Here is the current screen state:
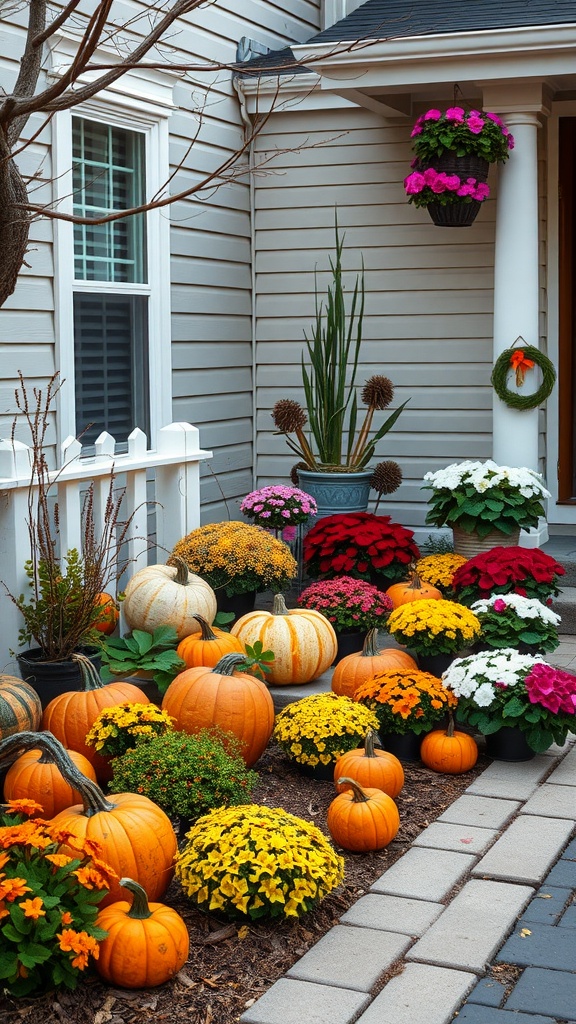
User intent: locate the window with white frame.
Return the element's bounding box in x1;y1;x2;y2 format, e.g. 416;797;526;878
52;53;174;451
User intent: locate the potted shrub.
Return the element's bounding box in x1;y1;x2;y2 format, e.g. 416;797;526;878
405;106;514;226
422;460;551;557
271;225;406;516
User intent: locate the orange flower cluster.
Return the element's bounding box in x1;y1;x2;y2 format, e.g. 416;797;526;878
58;927;101;970
355;669;458;736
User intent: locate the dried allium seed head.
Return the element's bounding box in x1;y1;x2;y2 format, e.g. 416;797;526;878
290;462;308;486
272;399;307;433
361;376;394;410
370;460;403;495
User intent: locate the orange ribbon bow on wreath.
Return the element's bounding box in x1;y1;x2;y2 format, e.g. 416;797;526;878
509;349;535;387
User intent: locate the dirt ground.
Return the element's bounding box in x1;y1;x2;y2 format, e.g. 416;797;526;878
1;740;490;1024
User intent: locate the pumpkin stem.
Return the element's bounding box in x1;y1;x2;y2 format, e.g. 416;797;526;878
171;556;192;587
71;652;104;691
446;712;455;738
0;731;115;815
336;777;370;803
212;653;250;676
272;593;290;616
119;877;153;919
361;628;380;658
408;567;423;590
190;614;217;641
362;728;380;759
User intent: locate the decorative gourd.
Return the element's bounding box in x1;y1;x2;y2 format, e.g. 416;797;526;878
161;653;274;767
92;592;120;635
333;729;404;799
230;593;337;685
177;614;244;668
386;570;442;609
3;745;97;816
41;654;148;780
123;558;217;639
332;629;418;699
420;714;479;775
327;777;400;852
0;676;42;739
95;878;189;988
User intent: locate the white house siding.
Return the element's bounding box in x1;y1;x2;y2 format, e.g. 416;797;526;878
252;103;497;535
0;0;321;517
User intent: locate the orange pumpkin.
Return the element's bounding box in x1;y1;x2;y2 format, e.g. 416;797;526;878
41;654;148;781
333;728;404;799
177;614;244;668
162;653;274;767
92;592;120;635
332;629;418;699
3;743;97;816
420;714;479;775
231;593;337;685
96;878;190;988
327;777;400;852
386;570;442;609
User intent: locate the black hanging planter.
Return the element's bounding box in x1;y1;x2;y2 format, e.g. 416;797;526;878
422;153;489;228
427;200;482;228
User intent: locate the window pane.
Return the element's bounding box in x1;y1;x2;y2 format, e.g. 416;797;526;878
74;293;149;446
72;118;147;284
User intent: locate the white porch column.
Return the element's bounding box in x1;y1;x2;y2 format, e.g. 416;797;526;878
492;111;540;470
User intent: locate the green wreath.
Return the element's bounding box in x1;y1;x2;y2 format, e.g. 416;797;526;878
491;344;556;410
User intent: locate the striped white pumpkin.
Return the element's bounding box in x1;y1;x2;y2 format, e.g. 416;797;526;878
0;677;42;740
123;560;216;640
231;593;337;685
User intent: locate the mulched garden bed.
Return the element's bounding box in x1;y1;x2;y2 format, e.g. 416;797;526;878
2;741;490;1024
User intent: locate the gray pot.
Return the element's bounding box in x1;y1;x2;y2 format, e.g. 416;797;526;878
297;468;372;521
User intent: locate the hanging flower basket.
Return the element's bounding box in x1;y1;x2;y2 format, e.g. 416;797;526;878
426;201;482;228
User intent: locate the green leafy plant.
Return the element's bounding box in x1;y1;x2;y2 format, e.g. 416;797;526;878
109;727;257;822
0;798;114;997
471;594;560;654
240;640;275;680
271;224;407;471
98;626;185;690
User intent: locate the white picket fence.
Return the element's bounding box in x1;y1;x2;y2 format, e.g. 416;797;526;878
0;422;212;672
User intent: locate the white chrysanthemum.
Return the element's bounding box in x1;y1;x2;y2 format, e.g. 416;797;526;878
424;460;550;499
471;594;560;626
473;682;496;707
443;649;542;696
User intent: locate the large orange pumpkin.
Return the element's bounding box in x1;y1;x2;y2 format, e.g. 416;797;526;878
3;742;97;816
332;629;418;699
41;654;148;780
420;715;479;775
96;878;190;988
0;676;42;739
327;777;400;852
161;653;274;766
333;728;404;799
386;570;442;609
230;593;337;685
177;614;244;668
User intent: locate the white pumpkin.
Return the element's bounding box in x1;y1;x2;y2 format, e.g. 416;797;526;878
123;559;217;639
231;593;337;685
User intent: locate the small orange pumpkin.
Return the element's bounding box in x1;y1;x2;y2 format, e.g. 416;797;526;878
333;728;404;798
332;629;418;699
177;614;244;668
327;777;400;852
386;569;442;609
3;743;97;816
420;714;479;775
96;878;189;988
92;592;120;635
161;653;274;767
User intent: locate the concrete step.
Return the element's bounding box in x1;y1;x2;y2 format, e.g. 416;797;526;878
552;587;576;636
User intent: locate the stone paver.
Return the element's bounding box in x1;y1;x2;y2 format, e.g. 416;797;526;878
285;925;411;991
453;1007;556;1024
437;794;521;829
354;963;476;1024
466;757;554;800
240;978;370;1024
471;814;574;884
545;745;576;784
370;847;477;902
543;856;576;887
412;820;498;854
497;920;576;970
406;878;534;972
520;783;576;820
340;893;444;936
467;977;507;1007
519;886;573;924
505;967;576;1020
